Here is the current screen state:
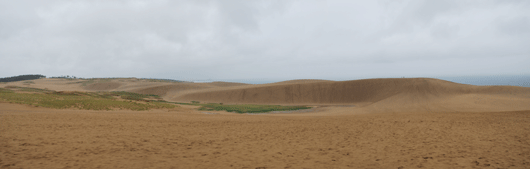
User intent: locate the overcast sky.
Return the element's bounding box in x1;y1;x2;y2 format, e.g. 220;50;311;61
1;0;529;82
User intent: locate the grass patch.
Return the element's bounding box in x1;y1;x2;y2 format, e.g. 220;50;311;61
65;80;94;86
0;87;176;111
65;81;85;84
5;86;54;93
110;91;160;101
0;88;14;93
1;86;309;113
174;102;194;105
197;103;311;113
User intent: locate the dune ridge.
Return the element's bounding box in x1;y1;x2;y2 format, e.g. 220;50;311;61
176;78;473;104
175;78;530;112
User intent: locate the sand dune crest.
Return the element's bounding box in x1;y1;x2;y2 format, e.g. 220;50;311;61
175;78;530;113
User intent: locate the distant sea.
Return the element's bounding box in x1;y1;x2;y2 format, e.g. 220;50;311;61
217;75;530;87
435;75;530;87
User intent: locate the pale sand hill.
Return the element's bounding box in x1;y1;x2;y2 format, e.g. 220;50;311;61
175;78;481;104
84;82;122;90
176;78;530;113
130;83;212;96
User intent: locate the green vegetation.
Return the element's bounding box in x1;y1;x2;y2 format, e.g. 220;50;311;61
174;102;193;105
0;86;310;113
0;88;14;93
0;74;45;82
65;80;92;86
0;87;176;111
49;75;77;79
110;91;160;101
5;86;54;93
172;101;311;113
196;103;311;113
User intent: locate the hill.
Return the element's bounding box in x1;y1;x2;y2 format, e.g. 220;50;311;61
175;78;471;104
175;78;530;112
2;77;529;113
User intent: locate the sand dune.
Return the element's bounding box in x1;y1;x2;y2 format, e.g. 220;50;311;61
176;78;466;103
2;77;530;168
130;83;212;96
173;78;530;113
84;82;122;90
177;78;524;101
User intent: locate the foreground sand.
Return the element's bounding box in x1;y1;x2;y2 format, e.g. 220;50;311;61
1;103;529;169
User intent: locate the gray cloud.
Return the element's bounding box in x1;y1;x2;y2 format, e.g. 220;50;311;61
1;0;529;81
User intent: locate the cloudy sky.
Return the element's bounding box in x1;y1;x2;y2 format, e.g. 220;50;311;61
1;0;529;82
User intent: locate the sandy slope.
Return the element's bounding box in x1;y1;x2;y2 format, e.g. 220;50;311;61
0;78;251;97
176;78;530;113
1;78;530;168
1;103;529;169
176;78;529;103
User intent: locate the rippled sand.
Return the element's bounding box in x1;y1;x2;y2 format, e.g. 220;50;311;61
1;103;529;169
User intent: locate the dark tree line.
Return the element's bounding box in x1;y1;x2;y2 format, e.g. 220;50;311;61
50;75;78;79
0;74;46;82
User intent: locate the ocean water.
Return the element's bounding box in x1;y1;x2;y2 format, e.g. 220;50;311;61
219;75;530;87
436;75;530;87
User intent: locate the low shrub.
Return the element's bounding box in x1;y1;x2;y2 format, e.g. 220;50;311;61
198;103;311;113
111;91;160;101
